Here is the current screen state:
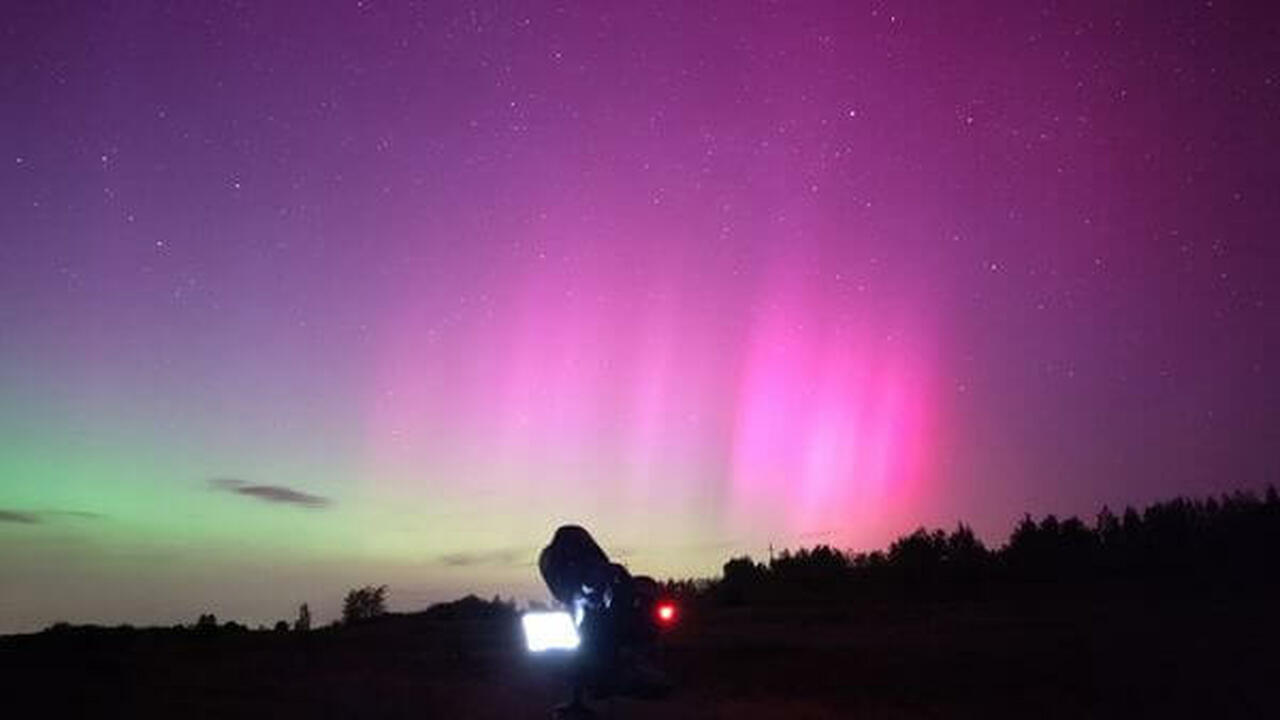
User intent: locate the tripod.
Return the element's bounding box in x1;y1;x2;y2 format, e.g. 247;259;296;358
552;679;596;719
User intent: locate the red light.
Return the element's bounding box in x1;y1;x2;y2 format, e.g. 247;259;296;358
656;602;677;624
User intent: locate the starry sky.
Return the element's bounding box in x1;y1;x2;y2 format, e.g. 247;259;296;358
2;1;1279;632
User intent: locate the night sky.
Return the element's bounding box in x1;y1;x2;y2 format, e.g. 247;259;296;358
3;1;1279;632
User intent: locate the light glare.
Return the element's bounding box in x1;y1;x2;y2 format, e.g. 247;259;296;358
657;603;676;623
521;611;581;652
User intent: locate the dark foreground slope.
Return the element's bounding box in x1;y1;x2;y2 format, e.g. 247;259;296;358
2;582;1277;719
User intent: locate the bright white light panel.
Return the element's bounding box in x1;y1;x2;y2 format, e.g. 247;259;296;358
521;611;581;652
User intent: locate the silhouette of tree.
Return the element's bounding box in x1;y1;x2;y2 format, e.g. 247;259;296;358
1096;506;1120;550
946;523;989;581
888;528;948;585
720;556;766;604
294;603;311;632
342;585;388;624
686;488;1280;606
273;620;289;633
771;545;850;592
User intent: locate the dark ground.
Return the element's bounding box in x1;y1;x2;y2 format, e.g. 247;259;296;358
2;581;1277;719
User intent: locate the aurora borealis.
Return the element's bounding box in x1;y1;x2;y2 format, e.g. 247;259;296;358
3;1;1279;632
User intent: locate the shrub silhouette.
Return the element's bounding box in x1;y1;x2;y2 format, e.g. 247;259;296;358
194;613;218;635
422;594;517;622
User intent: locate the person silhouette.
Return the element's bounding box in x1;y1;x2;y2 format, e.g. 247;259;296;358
537;525;673;717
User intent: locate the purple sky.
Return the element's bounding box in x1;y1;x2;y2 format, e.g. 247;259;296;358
2;1;1279;631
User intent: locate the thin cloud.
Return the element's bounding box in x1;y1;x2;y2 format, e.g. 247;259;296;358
208;478;332;509
438;548;533;568
41;510;104;520
0;509;103;524
0;510;41;524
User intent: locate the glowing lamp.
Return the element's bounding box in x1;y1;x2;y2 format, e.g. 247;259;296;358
656;602;677;625
521;611;581;652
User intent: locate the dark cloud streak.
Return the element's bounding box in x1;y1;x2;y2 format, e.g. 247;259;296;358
0;509;104;524
0;510;42;524
208;478;332;509
438;548;532;568
42;510;104;520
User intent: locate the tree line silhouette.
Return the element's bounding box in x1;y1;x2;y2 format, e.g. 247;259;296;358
668;487;1280;605
33;487;1279;636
